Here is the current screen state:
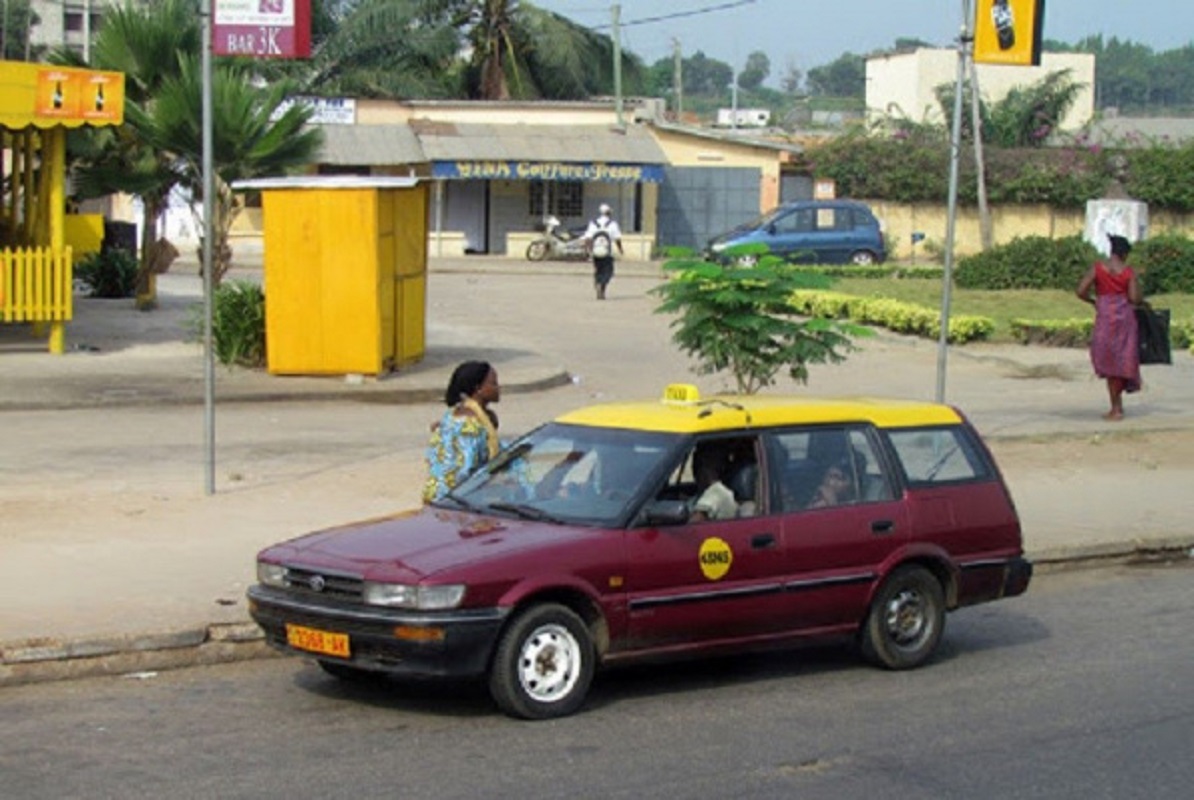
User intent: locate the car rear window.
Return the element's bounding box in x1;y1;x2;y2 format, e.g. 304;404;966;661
884;425;993;486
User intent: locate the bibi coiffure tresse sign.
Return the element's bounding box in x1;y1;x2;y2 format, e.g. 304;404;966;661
212;0;311;59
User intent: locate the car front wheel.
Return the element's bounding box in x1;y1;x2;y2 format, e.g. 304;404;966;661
860;565;945;670
489;603;595;720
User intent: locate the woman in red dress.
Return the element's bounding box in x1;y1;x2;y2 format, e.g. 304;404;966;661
1076;234;1142;420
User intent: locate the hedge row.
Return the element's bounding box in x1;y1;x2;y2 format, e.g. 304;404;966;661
789;290;995;344
956;233;1194;294
1010;317;1194;353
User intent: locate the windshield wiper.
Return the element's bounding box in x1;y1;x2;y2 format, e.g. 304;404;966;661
438;493;478;513
488;502;564;524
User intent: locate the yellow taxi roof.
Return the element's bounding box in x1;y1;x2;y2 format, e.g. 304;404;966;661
554;391;962;434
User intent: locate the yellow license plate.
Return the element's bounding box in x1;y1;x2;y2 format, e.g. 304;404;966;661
285;623;351;658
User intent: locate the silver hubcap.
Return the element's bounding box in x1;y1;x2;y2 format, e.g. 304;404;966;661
884;588;928;647
517;623;582;703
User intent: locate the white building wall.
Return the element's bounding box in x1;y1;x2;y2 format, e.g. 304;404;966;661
866;48;1096;132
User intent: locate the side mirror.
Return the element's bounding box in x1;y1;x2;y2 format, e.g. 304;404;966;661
642;499;690;526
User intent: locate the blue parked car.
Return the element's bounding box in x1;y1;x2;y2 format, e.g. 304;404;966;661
706;199;887;266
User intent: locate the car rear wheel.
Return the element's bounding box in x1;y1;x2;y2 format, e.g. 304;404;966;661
489;603;595;720
850;250;878;265
860;565;945;670
526;240;549;261
733;254;760;268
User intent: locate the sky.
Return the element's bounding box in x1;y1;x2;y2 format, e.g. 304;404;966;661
532;0;1193;81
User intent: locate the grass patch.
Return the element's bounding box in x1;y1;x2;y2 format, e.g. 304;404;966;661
833;278;1194;343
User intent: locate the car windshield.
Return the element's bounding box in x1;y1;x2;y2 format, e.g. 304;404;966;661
442;423;681;527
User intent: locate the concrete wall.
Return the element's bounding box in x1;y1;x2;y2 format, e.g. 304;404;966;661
866;49;1096;132
871;201;1194;261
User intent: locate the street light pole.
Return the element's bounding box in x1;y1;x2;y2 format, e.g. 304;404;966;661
937;0;972;403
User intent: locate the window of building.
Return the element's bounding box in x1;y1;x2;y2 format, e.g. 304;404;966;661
529;181;584;220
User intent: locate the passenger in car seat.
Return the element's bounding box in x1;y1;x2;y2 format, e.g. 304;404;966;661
689;444;738;522
807;454;861;509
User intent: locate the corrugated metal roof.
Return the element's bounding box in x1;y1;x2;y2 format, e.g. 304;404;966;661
313;123;425;165
411;121;667;163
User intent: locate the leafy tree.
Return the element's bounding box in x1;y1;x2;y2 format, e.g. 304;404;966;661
806;52;865;97
653;250;868;394
132;57;322;283
683;50;733;96
1;0;41;60
779;57;802;95
737;50;770;91
308;0;643;101
936;70;1084;147
55;0;202;305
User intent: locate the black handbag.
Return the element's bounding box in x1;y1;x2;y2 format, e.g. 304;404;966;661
1135;306;1172;365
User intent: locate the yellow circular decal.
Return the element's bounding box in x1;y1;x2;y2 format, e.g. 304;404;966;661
698;537;733;581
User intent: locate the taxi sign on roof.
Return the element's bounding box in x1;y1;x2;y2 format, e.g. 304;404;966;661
662;384;700;404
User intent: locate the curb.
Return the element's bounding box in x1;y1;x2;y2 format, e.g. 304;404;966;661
4;539;1190;690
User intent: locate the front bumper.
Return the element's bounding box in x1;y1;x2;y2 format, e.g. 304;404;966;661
247;585;509;678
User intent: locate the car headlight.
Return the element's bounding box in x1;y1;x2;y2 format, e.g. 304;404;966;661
710;241;726;252
257;561;288;588
363;582;466;610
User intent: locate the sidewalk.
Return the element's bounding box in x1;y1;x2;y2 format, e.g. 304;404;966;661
2;254;1192;686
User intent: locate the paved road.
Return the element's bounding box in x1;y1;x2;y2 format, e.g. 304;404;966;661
1;257;1192;685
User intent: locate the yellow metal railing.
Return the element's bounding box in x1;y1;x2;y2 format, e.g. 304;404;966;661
1;246;73;354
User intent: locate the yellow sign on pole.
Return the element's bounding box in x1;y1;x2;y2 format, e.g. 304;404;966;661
973;0;1044;67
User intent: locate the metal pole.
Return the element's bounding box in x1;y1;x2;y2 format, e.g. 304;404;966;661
968;52;993;250
612;4;623;128
82;0;91;62
202;6;216;495
937;0;971;404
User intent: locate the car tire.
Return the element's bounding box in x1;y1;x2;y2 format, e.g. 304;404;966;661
860;565;945;670
489;603;595;720
850;250;878;266
526;240;549;261
734;254;759;268
317;660;383;683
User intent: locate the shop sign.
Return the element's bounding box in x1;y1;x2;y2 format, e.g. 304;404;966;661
433;161;664;183
213;0;311;59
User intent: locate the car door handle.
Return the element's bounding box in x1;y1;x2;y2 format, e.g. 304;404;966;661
751;534;777;550
871;520;895;535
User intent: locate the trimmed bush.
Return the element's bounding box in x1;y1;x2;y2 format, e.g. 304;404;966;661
75;249;138;298
789;290;994;344
1132;234;1194;295
955;235;1099;291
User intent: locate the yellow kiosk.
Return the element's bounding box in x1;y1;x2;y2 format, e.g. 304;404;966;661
1;60;125;353
233;176;429;376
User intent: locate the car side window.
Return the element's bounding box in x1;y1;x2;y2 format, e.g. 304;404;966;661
775;207;814;234
768;426;893;512
653;435;761;522
884;426;993;486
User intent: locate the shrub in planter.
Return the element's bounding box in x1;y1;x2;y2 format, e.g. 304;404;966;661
74;249;139;298
189;280;266;368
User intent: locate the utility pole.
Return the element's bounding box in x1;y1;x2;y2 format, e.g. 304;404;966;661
672;38;683;118
2;0;9;60
611;4;623;128
83;0;92;62
967;54;993;250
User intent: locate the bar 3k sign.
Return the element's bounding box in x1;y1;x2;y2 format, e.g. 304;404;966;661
213;0;311;59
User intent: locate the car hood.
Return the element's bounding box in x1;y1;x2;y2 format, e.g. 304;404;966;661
258;506;596;583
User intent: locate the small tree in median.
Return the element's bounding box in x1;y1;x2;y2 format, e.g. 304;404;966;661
653;247;871;394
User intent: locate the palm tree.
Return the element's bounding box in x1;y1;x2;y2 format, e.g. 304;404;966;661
55;0;201;305
130;57;323;284
308;0;640;100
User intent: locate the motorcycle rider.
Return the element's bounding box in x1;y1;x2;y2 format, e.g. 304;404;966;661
583;203;624;300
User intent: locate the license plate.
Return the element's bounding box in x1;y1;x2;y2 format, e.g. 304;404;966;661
285;623;351;658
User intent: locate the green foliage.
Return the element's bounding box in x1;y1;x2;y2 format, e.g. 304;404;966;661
652;254;868;393
1009;318;1093;347
955;236;1099;290
806;53;866;97
1122;141;1194;212
75;249;139;299
788;291;995;344
1132;234;1194;295
204;280;266;368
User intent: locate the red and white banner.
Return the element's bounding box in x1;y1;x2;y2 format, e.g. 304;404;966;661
212;0;311;59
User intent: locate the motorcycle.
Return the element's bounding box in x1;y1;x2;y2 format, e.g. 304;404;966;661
525;215;590;262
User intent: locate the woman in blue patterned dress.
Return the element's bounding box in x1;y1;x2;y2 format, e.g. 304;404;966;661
422;361;501;503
